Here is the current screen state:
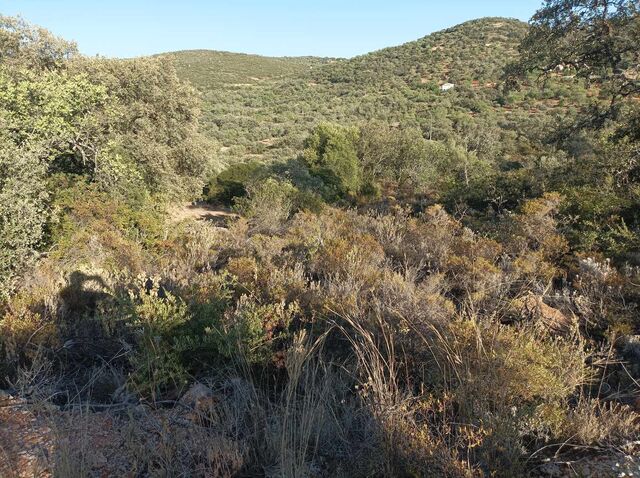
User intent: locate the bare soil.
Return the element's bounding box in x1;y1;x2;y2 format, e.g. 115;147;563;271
2;395;639;477
169;202;238;227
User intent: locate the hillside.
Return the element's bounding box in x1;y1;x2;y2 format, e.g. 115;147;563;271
171;18;587;165
161;49;331;87
314;17;527;86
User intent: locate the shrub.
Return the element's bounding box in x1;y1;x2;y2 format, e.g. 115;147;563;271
213;295;299;365
127;280;191;401
559;399;640;447
303;123;362;199
233;178;297;233
204;161;265;205
0;143;48;297
437;319;590;474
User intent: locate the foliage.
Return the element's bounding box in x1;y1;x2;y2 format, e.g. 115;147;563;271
0;14;77;70
303;123;362;198
506;0;640;120
0;142;48;296
233;178;298;233
204;160;265;204
128;282;191;401
359;122;436;190
0;16;215;296
505;0;640;264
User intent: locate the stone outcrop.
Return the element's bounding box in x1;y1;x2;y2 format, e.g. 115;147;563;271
516;293;575;334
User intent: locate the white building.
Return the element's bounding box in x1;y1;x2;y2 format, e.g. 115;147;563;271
440;82;455;91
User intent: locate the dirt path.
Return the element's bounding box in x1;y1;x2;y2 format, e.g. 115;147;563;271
0;397;52;478
169;202;238;226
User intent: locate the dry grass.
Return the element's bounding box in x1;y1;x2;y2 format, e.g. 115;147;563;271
3;203;640;477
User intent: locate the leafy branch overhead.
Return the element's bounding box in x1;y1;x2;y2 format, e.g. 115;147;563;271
505;0;640;127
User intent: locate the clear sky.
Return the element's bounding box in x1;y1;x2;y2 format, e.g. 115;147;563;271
0;0;542;58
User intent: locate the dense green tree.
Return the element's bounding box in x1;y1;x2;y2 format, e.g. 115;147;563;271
359;123;435;189
303;123;362;198
0;67;107;155
506;0;640;126
0;16;214;294
0;15;77;71
0;141;48;296
68;56;214;197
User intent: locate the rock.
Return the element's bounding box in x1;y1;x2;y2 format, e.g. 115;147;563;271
179;383;219;423
519;293;575;334
0;389;14;405
538;461;562;477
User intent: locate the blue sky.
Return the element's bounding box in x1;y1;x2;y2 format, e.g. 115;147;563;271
0;1;542;58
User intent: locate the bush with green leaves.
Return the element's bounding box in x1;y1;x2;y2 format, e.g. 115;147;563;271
303;123;362;199
213;295;299;365
233;178;298;233
358;123;437;191
204;160;265;204
0;142;48;297
127;281;191;401
0;15;215;295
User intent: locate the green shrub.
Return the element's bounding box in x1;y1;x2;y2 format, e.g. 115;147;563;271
128;280;191;401
303;123;362;199
0;142;48;297
204;160;265;204
233;178;297;233
212;295;299;365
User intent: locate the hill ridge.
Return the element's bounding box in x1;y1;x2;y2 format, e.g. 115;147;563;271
161;17;527;63
166;15;585;171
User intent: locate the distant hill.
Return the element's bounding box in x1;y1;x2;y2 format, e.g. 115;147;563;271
160;50;331;87
314;18;527;86
168;18;588;164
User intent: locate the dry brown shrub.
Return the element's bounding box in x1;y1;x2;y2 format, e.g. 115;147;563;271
561;398;640;446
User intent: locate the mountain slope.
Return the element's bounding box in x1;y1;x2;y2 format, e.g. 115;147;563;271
170;18;586;164
315;18;527;86
161;50;330;87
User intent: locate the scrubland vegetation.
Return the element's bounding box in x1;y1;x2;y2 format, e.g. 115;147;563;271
1;1;640;476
